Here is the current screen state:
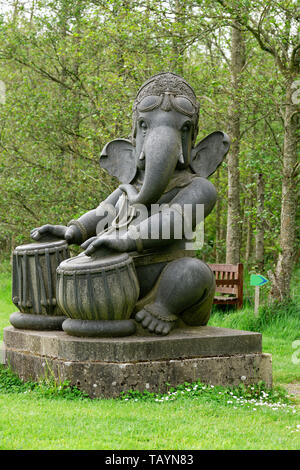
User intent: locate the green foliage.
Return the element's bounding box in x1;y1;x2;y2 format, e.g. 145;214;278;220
0;365;32;394
0;365;293;412
120;379;293;408
0;365;89;400
0;0;297;278
211;299;300;341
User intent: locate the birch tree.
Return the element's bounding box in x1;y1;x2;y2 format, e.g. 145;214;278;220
216;0;300;300
226;20;245;263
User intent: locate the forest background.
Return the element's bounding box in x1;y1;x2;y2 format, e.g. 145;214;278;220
0;0;299;303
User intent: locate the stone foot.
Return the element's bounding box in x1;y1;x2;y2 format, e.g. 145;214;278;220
135;306;177;335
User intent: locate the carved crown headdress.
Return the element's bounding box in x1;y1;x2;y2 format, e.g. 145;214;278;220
132;72;200;144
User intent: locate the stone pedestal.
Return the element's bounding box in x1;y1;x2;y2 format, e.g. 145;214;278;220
3;325;272;398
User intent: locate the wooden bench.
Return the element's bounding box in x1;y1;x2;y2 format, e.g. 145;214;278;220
208;263;243;309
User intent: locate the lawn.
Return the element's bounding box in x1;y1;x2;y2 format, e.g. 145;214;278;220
0;392;299;450
0;258;299;450
0;260;14;340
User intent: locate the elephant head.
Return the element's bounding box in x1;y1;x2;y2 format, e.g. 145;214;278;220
100;72;230;206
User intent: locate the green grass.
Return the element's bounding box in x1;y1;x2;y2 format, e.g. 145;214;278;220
0;392;299;450
0;258;299;449
0;260;14;339
0;372;298;450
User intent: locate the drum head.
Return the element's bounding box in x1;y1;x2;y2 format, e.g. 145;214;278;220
57;250;131;274
14;239;68;254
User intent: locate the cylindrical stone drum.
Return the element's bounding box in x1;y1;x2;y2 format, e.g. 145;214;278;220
10;239;70;330
57;251;139;337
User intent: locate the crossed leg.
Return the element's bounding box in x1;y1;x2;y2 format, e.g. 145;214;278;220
135;257;215;335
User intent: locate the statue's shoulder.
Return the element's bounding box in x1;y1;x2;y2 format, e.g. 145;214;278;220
163;170;197;194
189;176;217;204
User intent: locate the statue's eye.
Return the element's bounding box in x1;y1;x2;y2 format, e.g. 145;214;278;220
139;120;147;130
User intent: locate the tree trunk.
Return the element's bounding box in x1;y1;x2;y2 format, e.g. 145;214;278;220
171;0;186;75
226;21;244;264
245;194;253;265
245;216;253;264
255;172;264;271
12;1;19;25
214;168;221;263
269;77;298;300
29;0;35;26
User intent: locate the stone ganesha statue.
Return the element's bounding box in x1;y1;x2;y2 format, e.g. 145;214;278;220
30;72;230;336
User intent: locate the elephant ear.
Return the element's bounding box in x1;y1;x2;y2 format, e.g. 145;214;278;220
190;131;230;178
100;138;136;184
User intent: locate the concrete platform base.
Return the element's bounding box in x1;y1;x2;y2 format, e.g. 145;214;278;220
3;325;272;398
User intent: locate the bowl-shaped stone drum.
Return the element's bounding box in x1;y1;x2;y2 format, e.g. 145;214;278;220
56;251;140;323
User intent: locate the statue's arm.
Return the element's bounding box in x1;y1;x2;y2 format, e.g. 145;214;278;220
135;177;217;250
83;178;217;255
67;188;122;244
31;188;122;245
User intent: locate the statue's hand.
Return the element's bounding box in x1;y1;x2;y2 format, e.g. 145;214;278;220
81;236;98;250
30;224;79;244
81;235;135;256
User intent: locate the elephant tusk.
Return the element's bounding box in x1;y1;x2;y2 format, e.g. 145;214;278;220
178;152;184;164
118;184;139;202
139;150;145;160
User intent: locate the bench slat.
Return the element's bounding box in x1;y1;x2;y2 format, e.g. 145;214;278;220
209;264;240;272
215;279;239;286
214;296;238;304
216;287;238;294
208;263;243;309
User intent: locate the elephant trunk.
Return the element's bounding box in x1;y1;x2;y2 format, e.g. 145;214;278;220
120;126;182;206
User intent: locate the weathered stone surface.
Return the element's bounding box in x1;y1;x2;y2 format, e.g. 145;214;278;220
3;325;272;398
3;324;262;362
5;348;272;398
0;341;5;364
